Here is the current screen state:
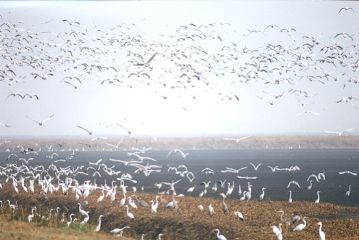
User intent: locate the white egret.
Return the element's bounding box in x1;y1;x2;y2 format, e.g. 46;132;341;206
125;205;135;219
346;185;351;197
293;217;307;231
213;228;227;240
315;191;321;204
208;203;214;216
27;206;37;223
110;226;130;235
97;189;105;203
234;211;244;221
95;215;103;232
318;221;325;240
272;224;282;240
259;187;266;201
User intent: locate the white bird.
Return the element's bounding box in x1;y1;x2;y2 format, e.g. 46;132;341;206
338;171;357;176
259;187;266;201
67;213;75;227
125;205;135;219
166;148;189;158
76;125;92;135
150;196;159;214
234;211;244;221
221;167;247;173
325;128;354;136
0;122;11;128
110;226;130;235
89;158;103;166
26;114;55;126
78;203;89;216
95;215;103;232
318;221;326;240
272;224;283;240
97;189;105;203
250;162;262;171
288;190;293;203
213;228;227;240
157;233;164;240
307;180;313;190
287;180;301;189
208;203;214;216
186;186;195;192
318;172;326;181
27;206;37;223
307;174;319;182
296;111;320;117
293;216;307;231
338;7;355;13
225;181;235;196
346;185;351;197
198;204;204;211
268;166;278;172
315;191;321;203
134;52;158;66
223;136;251;143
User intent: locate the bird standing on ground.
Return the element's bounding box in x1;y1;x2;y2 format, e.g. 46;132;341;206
272;224;283;240
213;228;227;240
318;221;325;240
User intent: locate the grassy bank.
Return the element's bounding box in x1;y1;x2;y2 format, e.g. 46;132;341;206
0;215;133;240
1;184;359;239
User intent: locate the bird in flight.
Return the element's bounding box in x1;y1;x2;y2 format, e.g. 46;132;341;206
324;128;354;136
338;7;355;14
296;111;320;117
134;52;158;67
0;122;11;128
6;93;39;101
287;180;301;189
77;125;93;135
338;171;357;176
223;136;251;143
26;114;55;126
249;162;262;171
116;123;131;135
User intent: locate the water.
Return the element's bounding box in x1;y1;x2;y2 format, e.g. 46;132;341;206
1;149;358;206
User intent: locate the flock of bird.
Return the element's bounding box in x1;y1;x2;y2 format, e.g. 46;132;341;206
0;4;358;240
0;139;358;239
0;6;359;134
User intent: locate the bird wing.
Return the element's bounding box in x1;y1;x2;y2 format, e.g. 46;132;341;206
6;93;16;100
238;136;251;141
145;52;158;64
26;115;40;124
77;125;91;134
0;122;11;128
42;114;55;123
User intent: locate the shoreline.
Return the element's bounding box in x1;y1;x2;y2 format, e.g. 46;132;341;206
1;135;359;151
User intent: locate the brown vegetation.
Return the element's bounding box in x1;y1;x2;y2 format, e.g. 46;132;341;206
1;183;359;239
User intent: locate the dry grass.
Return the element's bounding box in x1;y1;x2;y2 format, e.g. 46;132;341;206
0;215;133;240
1;184;359;239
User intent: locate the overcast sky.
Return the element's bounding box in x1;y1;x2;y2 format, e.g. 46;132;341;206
0;1;358;137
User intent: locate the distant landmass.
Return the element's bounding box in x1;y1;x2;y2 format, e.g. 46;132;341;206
1;135;359;151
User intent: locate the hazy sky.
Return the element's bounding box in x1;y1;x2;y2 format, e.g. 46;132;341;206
0;1;358;137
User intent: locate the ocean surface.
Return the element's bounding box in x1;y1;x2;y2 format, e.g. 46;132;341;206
1;149;358;206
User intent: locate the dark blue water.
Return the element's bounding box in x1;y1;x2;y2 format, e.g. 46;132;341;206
1;149;358;206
